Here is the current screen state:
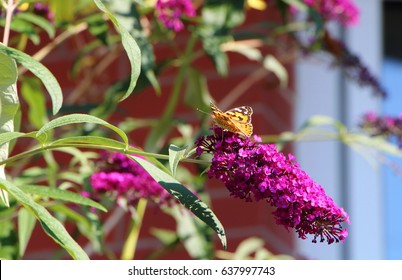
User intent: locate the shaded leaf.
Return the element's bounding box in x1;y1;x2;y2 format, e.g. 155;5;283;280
0;218;18;259
20;77;48;129
168;144;188;177
18;207;37;257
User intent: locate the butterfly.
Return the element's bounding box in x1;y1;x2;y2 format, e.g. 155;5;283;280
210;102;253;137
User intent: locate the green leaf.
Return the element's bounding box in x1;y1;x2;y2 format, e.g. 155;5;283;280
168;145;188;177
0;17;40;45
20;77;48;129
281;0;308;12
48;204;98;247
49;0;75;22
128;155;227;249
49;204;91;231
170;205;213;259
0;51;19;207
85;13;109;45
51;135;127;149
0;51;18;86
198;27;229;76
0;132;25;149
202;0;245;29
308;6;325;37
301;115;347;133
184;68;212;111
0;45;62;115
108;1;160;94
345;134;402;158
233;237;265;259
49;204;103;253
93;0;141;101
18;207;37;257
263;55;288;88
0;218;18;259
50;146;94;168
20;185;107;212
145;69;161;95
0;179;89;259
198;0;246;76
14;12;55;38
224;42;263;61
222;43;288;88
36;114;129;146
150;228;177;245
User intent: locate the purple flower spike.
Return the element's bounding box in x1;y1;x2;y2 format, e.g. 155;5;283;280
196;127;350;244
155;0;196;32
360;112;402;147
298;0;359;26
90;151;174;207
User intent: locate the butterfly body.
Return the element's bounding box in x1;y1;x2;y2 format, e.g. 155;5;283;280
210;102;253;137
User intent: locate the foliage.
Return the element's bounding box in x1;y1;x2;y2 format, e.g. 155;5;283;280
0;0;394;260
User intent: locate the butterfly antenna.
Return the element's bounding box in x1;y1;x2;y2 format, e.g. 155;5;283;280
196;107;211;116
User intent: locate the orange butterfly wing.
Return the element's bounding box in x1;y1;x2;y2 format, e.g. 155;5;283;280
210;103;253;137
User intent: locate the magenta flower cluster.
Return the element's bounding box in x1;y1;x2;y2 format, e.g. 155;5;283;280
360;112;402;147
299;0;359;26
33;3;54;22
90;151;173;206
332;46;387;98
155;0;196;32
196;127;350;244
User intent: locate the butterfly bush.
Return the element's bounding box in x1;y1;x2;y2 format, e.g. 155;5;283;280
297;0;359;26
196;127;350;244
155;0;196;32
89;151;174;207
322;32;386;98
360;112;402;147
33;3;54;22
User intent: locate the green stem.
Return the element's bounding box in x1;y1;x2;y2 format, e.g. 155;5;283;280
261;132;343;143
121;198;147;260
0;142;210;166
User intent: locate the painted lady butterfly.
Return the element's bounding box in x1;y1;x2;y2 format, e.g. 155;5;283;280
210;102;253;137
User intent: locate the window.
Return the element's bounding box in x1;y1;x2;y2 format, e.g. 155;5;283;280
295;0;384;259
